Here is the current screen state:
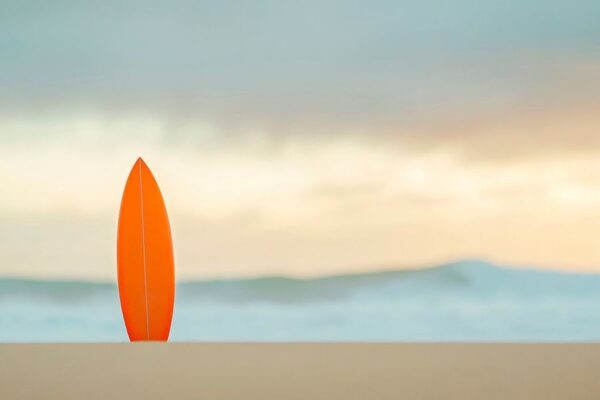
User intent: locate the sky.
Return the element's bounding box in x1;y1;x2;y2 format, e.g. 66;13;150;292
1;1;600;279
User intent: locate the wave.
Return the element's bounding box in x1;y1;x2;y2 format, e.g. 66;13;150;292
4;260;600;341
3;260;600;304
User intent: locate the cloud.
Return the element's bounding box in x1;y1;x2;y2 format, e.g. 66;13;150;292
2;1;600;277
1;1;599;132
1;109;600;278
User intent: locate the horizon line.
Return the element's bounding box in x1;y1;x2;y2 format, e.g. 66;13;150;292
2;258;598;284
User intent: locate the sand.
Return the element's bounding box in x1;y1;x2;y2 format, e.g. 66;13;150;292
1;343;599;399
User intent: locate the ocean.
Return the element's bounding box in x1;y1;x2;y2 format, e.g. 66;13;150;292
2;260;600;342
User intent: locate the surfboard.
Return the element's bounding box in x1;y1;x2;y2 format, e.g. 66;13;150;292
117;158;175;341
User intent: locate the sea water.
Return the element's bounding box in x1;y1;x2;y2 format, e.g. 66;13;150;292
2;260;600;342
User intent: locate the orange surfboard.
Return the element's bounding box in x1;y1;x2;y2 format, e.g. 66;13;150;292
117;158;175;341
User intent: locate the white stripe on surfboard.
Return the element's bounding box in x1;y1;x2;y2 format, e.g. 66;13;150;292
138;159;151;340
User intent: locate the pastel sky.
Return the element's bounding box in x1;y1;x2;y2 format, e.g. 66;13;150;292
1;1;600;279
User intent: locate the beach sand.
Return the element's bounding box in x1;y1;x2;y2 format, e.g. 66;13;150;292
1;343;599;399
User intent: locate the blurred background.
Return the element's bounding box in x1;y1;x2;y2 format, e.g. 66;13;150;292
1;1;600;341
